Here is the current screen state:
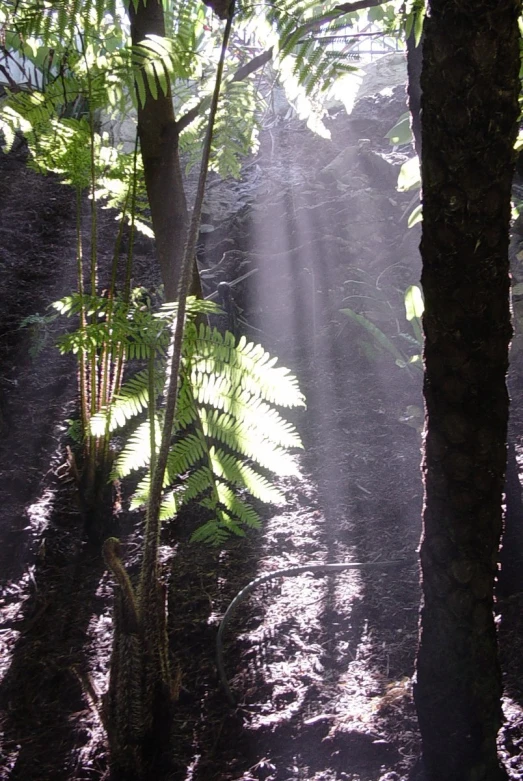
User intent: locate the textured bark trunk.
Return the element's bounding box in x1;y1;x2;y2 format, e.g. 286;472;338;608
405;12;523;600
406;28;423;160
129;0;200;301
414;1;520;779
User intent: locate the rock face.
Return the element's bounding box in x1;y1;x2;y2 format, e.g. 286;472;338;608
359;53;408;100
194;78;421;377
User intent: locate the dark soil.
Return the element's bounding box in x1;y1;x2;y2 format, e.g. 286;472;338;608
1;97;523;781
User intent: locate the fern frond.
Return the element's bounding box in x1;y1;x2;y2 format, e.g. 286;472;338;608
190;520;233;545
199;407;300;476
159;488;183;521
90;367;166;434
193;483;260;544
130;473;151;511
189;325;306;409
215;482;261;529
4;0;118;44
210;447;285;505
166;432;207;479
111;417;160;479
178;465;215;504
210;79;260;178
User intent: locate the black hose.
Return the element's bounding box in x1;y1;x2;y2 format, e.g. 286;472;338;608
216;556;418;704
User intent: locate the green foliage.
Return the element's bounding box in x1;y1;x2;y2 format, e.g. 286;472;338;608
264;0;363;137
397;155;420;192
407;202;423;228
404;0;425;46
210;80;259;178
131;32;198;107
340;279;424;373
19;311;59;357
53;291;170;359
0;90;150;228
0;0;404;180
90;369;162;435
0;0;117;41
386;112;412;147
340;306;407;365
95;307;305;545
179;78;260;178
396;155;422;227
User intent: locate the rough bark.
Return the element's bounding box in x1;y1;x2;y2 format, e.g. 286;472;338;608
406;28;423;159
414;1;520;780
128;0;200;301
405;13;523;600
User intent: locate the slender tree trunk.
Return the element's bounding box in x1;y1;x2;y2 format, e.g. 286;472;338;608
128;0;200;300
414;2;520;779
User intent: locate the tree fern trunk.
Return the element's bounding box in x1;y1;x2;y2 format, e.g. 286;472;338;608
128;0;201;301
414;1;520;779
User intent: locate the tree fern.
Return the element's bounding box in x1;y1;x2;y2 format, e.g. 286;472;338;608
90;368;166;435
99;306;305;544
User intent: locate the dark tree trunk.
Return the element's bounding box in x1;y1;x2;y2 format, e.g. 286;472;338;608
405;10;523;600
128;0;200;301
498;436;523;594
414;1;520;779
406;28;423;159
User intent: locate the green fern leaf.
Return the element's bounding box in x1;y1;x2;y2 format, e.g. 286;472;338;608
190;520;231;545
90;367;165;434
112;418;159;479
210;447;285;505
166;432;207;479
199;408;300;475
215;482;261;529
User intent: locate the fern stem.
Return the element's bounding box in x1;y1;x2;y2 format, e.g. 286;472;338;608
100;193;131;468
100;192;129;408
148;349;157;480
79;27;100;480
108;140;139;449
74;30;99;482
76;187;89;438
123;135;140;305
139;4;236;610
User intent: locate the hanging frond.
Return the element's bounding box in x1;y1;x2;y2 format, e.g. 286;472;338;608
264;0;363;136
198;407;300;475
209;79;260;178
209;446;285;505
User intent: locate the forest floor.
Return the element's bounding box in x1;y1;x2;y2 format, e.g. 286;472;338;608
2;113;523;781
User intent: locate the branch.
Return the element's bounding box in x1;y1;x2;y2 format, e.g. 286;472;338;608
335;0;385;11
0;62;18;88
176;47;273;133
231;46;273;83
298;0;387;37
